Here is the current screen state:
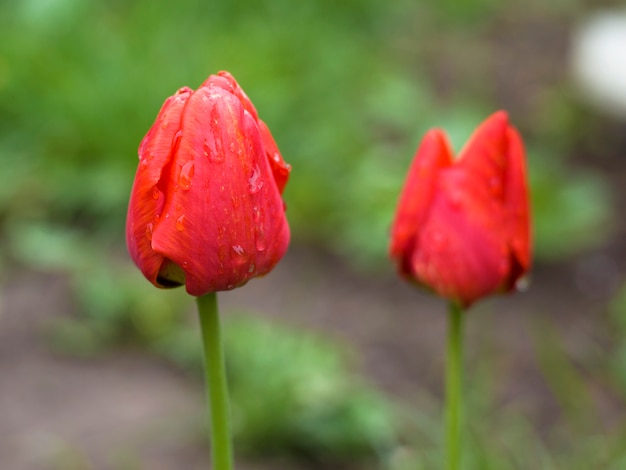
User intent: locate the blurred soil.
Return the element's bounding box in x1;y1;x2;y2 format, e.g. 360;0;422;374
1;243;624;469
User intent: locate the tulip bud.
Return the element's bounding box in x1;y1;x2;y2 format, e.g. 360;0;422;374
389;111;531;308
126;71;291;296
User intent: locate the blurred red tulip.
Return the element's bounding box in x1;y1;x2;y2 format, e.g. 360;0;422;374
389;111;531;308
126;71;291;296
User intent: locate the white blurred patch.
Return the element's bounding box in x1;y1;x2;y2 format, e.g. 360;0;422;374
572;11;626;118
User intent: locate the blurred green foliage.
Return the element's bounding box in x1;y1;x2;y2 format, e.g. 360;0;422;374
0;0;615;270
609;284;626;392
161;316;396;464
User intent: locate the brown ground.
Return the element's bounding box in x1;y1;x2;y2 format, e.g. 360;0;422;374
1;242;624;469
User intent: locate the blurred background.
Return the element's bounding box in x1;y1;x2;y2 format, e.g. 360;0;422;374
1;0;625;468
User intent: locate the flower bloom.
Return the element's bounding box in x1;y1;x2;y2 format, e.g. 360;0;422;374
389;111;531;308
126;71;291;296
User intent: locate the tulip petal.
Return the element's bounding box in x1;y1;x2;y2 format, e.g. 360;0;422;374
412;168;508;307
389;111;531;307
150;84;289;296
503;127;531;288
457;111;509;205
258;119;291;194
126;87;192;287
202;71;260;121
390;129;453;277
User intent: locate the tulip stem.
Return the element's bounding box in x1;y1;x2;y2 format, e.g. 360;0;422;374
196;293;233;470
445;302;464;470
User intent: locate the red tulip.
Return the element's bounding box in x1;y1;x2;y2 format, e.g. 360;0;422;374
126;71;291;296
389;111;531;308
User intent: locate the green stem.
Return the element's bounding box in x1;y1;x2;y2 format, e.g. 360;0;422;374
196;293;233;470
445;302;464;470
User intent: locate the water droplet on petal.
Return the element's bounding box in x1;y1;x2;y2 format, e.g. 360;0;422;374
255;229;267;252
175;214;185;231
248;263;255;273
252;205;262;223
152;187;161;200
172;130;183;151
232;244;246;257
145;223;154;241
515;275;529;292
182;261;189;269
248;165;264;194
179;161;194;190
203;138;225;163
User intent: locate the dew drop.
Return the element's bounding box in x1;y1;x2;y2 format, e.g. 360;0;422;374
179;161;195;190
229;142;236;153
255;229;267;252
248;263;255;273
203;139;225;163
515;275;529;292
175;214;185;231
232;244;246;257
252;205;262;223
182;261;189;269
249;165;264;194
172;130;183;150
161;121;169;130
145;223;154;241
152;187;161;200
